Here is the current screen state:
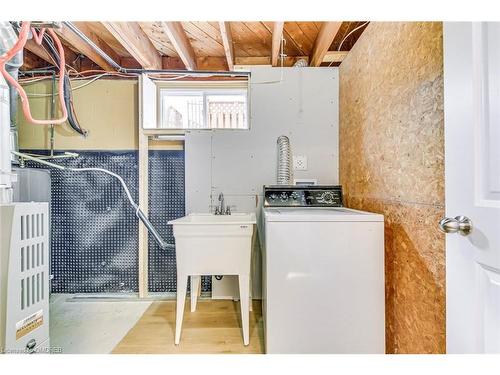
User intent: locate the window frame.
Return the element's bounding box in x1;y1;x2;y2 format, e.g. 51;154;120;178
156;82;250;131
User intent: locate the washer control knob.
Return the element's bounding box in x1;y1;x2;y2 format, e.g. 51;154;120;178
290;192;299;200
269;193;278;201
320;192;335;204
280;192;288;202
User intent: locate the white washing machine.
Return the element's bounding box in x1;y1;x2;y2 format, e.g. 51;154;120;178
260;185;385;354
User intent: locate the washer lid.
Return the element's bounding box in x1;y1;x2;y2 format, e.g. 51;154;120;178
263;207;384;222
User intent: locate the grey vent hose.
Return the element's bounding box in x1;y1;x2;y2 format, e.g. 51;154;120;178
277;135;293;185
293;58;308;67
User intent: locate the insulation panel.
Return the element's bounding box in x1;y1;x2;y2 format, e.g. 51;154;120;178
22;150;207;294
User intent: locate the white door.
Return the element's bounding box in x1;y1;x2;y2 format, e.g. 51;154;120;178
444;22;500;353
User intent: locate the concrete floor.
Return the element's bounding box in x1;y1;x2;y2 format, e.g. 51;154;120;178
50;294;152;354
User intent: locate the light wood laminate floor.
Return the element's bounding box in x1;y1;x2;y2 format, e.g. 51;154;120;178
112;300;264;354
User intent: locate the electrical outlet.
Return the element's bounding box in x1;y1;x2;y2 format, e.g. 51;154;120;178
293;155;308;171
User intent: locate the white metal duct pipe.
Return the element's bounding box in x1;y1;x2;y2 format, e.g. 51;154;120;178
277;135;293;185
293;58;308;67
0;74;12;204
0;22;23;160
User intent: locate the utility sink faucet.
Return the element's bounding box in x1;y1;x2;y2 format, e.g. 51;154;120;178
215;192;231;215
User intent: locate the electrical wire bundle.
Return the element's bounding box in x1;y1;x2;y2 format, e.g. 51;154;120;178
37;28;88;136
0;21;90;136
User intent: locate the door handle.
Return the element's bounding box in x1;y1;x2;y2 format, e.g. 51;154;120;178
439;215;473;236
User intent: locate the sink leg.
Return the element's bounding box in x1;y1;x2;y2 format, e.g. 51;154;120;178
238;274;250;346
249;273;253;312
175;273;188;345
190;275;201;312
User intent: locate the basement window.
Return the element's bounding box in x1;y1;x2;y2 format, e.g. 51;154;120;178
158;83;249;130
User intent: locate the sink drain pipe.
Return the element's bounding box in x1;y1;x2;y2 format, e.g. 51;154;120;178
12;150;175;251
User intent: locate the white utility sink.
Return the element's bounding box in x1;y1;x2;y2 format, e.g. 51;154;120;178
167;213;256;346
168;212;256;225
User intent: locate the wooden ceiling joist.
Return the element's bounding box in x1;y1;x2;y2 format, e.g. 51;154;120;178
235;55;309;67
55;24;116;71
72;22;122;66
309;22;342;67
322;50;349;64
24;39;54;65
24;38;80;71
196;56;228;71
218;22;234;71
21;50;46;71
21;21;367;73
161;22;198;70
271;22;285;67
101;22;162;70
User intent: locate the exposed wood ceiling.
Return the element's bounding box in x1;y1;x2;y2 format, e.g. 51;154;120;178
102;22;162;69
218;22;234;71
271;22;285;67
310;22;342;67
22;21;368;72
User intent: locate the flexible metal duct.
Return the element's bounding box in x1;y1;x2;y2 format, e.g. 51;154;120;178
0;21;23;158
277;135;293;185
0;75;11;203
293;58;308;67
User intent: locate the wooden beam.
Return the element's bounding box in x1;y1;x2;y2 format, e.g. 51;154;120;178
162;56;186;70
161;22;197;70
322;50;349;64
24;39;54;65
196;57;228;71
55;24;116;71
77;57;101;72
309;22;342;67
163;56;228;71
101;22;162;70
218;22;234;71
119;57;142;69
21;50;46;70
235;55;308;67
137;73;154;298
271;22;285;67
236;56;271;66
72;22;123;66
138;130;149;298
25;39;81;70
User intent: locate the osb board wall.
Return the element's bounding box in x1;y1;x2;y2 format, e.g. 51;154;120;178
18;79;182;151
339;22;445;353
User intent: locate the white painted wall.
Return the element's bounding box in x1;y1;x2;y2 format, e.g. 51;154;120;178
185;67;339;298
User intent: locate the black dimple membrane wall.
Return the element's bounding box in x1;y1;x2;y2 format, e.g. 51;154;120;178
24;150;211;294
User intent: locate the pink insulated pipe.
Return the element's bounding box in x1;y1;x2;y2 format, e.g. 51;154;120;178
0;21;68;125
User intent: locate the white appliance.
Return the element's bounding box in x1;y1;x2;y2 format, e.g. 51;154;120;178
1;202;50;354
260;185;385;354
